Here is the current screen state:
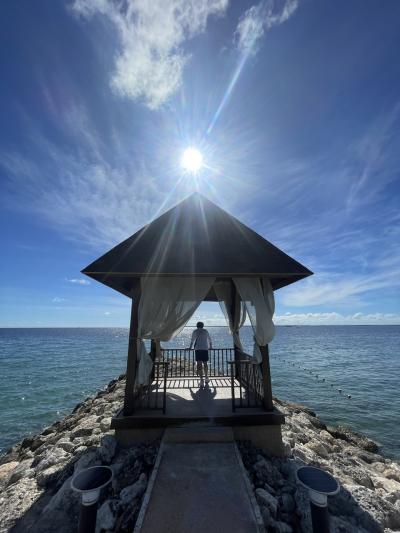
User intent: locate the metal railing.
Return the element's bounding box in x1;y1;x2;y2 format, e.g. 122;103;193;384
134;361;169;414
159;348;235;378
229;356;264;411
133;348;265;414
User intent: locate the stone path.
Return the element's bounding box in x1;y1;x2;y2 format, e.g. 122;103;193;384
138;437;261;533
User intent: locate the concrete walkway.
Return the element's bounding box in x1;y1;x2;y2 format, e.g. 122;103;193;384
139;438;261;533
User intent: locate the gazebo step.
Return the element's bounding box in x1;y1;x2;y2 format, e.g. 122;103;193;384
164;426;234;443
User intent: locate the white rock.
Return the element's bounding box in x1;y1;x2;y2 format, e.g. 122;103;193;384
95;499;118;533
292;443;317;465
98;435;117;464
255;488;278;517
383;466;400;483
99;417;112;432
384;490;400;505
282;441;292;457
57;439;75;453
373;475;400;494
119;473;147;505
74;449;101;472
0;461;19;484
36;448;69;473
36;463;65;488
371;462;387;474
294;486;312;533
0;477;41;532
307;439;330;458
7;460;35;485
42;475;80;518
70;416;99;439
342;483;400;531
319;430;335;444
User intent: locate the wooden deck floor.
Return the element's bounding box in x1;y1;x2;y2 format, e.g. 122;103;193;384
112;378;285;429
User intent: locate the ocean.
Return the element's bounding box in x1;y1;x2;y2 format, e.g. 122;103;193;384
0;326;399;459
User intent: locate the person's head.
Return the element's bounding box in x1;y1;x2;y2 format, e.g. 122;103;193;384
196;321;204;329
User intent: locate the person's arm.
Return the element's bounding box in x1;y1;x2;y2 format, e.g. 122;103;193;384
189;330;196;350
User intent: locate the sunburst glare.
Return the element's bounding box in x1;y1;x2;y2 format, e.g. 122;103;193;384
181;148;203;173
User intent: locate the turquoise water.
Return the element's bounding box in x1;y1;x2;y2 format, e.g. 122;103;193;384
0;326;399;458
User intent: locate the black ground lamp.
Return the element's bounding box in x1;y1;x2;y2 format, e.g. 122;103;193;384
71;465;113;533
296;465;339;533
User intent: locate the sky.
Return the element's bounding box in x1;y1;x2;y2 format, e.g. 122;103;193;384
0;0;399;327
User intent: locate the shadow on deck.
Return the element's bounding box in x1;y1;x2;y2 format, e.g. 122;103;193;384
111;378;284;430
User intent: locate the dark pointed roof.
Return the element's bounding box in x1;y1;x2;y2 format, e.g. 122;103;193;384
82;193;312;297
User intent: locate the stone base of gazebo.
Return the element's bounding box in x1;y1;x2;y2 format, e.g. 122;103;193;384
112;422;285;457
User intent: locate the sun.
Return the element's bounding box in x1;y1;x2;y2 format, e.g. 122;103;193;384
181;148;203;173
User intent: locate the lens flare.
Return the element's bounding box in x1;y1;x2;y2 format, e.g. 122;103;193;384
181;148;203;173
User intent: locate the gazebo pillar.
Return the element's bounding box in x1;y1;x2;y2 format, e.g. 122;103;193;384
259;344;273;411
123;290;141;416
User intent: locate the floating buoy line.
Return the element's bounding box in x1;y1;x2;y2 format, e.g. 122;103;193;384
270;355;354;401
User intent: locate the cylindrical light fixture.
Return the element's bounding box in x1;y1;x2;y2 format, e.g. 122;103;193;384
296;465;339;533
71;465;113;533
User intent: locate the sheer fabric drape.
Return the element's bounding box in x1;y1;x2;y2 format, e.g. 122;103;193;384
136;276;215;385
214;280;246;351
233;277;275;362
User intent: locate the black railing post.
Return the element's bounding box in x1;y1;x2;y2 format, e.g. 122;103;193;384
230;362;236;412
163;362;169;414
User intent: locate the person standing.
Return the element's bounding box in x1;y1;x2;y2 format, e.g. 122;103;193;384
189;322;212;385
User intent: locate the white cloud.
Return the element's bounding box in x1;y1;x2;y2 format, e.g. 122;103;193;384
72;0;229;109
67;278;91;285
52;297;67;303
275;312;400;326
235;0;299;55
104;311;111;316
186;309;400;326
280;269;400;307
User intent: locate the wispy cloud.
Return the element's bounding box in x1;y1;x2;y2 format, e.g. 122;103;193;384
67;278;91;285
235;0;299;55
281;269;400;307
52;297;67;303
0;104;170;249
346;102;400;210
72;0;229;109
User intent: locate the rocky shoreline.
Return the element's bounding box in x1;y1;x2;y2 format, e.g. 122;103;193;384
0;375;399;532
238;397;400;532
0;375;159;533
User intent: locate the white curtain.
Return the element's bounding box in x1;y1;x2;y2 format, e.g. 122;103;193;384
214;280;246;351
233;277;275;363
136;276;215;385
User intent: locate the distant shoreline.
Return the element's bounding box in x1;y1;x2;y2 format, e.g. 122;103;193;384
1;324;399;329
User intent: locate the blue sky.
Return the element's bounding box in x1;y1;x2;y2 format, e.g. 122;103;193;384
1;0;399;327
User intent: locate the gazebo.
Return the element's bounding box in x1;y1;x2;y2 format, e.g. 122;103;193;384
82;193;312;453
